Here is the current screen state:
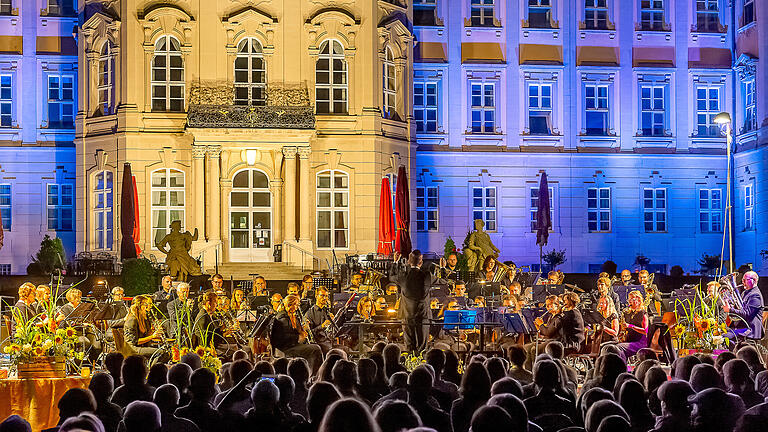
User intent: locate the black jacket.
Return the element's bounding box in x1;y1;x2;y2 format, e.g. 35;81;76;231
270;312;301;351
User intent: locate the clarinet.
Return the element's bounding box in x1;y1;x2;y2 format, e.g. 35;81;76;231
296;308;315;344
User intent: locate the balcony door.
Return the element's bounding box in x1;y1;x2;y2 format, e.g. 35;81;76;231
229;169;272;262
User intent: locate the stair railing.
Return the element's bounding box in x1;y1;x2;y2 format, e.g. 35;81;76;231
282;241;331;274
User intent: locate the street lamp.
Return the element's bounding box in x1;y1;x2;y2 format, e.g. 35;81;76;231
713;112;733;274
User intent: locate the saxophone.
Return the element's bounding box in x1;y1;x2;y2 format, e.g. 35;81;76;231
642;273;656;310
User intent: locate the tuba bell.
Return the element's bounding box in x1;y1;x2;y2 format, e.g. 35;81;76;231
718;272;744;312
493;261;517;283
361;268;385;297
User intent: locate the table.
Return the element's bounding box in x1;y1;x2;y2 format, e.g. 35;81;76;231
0;376;91;431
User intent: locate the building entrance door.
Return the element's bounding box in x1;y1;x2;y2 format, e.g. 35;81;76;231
229;169;272;262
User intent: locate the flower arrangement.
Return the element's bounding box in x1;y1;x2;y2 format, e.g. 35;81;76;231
671;284;729;350
401;351;426;372
176;346;222;377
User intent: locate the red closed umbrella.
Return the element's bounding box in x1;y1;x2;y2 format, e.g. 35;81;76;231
132;175;142;255
378;177;395;255
394;165;412;256
120;163;137;259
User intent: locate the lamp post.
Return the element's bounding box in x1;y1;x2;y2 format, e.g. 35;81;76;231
713;112;733;274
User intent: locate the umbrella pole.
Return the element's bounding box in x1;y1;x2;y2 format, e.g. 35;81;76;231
539;244;543;273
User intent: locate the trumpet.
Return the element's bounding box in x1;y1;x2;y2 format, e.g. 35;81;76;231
719;272;744;312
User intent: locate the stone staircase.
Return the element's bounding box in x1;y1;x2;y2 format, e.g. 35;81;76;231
206;262;310;281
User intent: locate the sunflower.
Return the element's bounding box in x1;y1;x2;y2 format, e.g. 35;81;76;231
180;347;189;356
65;328;76;338
195;346;207;357
33;347;45;356
32;333;43;345
54;336;63;344
207;347;217;356
171;346;181;363
9;344;21;353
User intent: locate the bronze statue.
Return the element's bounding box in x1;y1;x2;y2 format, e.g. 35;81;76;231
464;219;500;274
156;220;201;281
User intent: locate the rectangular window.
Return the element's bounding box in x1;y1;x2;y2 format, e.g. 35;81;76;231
530;186;554;232
640;0;665;30
528;83;552;135
473;187;497;232
317;170;349;249
641;85;665;136
584;0;608;30
151;169;185;248
414;0;438;26
470;0;495;27
696;0;720;32
699;189;723;232
744;80;756;132
47;183;74;232
0;0;11;15
588;187;611;232
743;0;755;26
585;84;608;135
528;0;552;28
416;186;439;232
414;82;438;133
47;75;75;129
696;86;721;137
744;184;754;230
0;75;11;127
94;171;113;250
643;188;666;232
470;82;495;133
47;0;74;16
0;184;10;231
0;264;10;275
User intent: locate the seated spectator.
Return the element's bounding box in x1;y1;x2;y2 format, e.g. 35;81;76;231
175;368;223;432
275;374;307;430
689;388;745;432
407;366;451;432
491;377;523;399
755;370;768;398
424;349;459;411
634;359;659;384
120;401;161;432
288;357;311;418
104;353;124;388
358;358;385;405
317;352;344;383
618;379;654;432
612;373;637;400
215;359;255;415
443;350;462;386
484;357;508;384
545;341;578;385
244;378;282;432
507;346;533;385
273;357;290;375
111;355;154;409
180;353;202;371
167;362;193;407
524;359;576;421
643;366;669;416
59;413;104;432
332;360;363;401
470;406;513;432
596;415;631;432
451;362;491;432
689;363;724;392
147;363;168;389
299;382;342;432
736;346;766;379
650;380;695;432
673;356;701;382
383;344;407;378
578;388;614;424
153;384;199;432
714;351;737;373
0;415;31;432
723;359;764;408
584;400;629;432
88;372;122;432
373;400;422;432
319;399;381;432
255;360;276;375
636;348;658;362
43;388;97;432
367;352;391;397
487;394;532;432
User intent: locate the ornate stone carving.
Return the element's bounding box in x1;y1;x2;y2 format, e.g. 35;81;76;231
192;145;207;158
81;12;121;53
139;5;195;49
282;146;298;158
297;146;312;159
305;9;360;54
187;105;314;129
188;80;235;105
223;7;276;54
266;84;310;107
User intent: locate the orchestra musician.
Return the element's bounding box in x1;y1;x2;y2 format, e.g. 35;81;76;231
124;295;169;364
355;297;377;321
545;270;564;285
618;269;634;286
638;270;663;316
33;285;52;316
452;281;468;298
167;282;196;339
231;288;248;311
304;286;335;353
300;275;313;299
287;282;300;297
595;296;620;345
440;252;460;281
473;296;486;308
389;250;440;353
211;274;225;291
153;276;175;304
347;273;364;292
524;295;562;369
479;256;497;283
248;276;269;309
617;290;649;360
104;287;129;329
593;277;622;316
192;291;228;350
270;294;323;373
13;282;37;324
697;281;726;322
507;281;529;307
723;271;764;342
270;293;284;314
539;292;585;353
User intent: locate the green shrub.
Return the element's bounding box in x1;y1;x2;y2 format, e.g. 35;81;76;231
121;258;159;296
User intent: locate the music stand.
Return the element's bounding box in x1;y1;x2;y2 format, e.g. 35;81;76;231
503;313;529;334
582;310;606;327
614;285;643;304
443;310;476;331
532;284;565;303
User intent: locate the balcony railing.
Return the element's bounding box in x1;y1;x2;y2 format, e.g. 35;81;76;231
187;104;315;129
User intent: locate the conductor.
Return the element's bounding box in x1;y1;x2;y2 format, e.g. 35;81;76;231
390;250;441;353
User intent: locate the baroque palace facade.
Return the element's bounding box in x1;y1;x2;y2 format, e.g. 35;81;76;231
0;0;765;276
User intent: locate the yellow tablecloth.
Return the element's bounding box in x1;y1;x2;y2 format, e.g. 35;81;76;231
0;377;91;431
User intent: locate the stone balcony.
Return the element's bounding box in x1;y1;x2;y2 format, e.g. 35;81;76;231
186;104;315;129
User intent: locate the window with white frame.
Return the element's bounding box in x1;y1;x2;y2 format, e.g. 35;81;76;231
0;184;10;231
473;187;497;231
470;82;495;133
151;36;184;112
641;85;665;136
234;38;266;106
744;184;754;230
643;188;666;232
0;75;11;127
696;0;720;32
743;0;755;26
588;187;611;232
416;186;438;232
382;47;397;119
744;80;756;132
414;82;438;133
528;82;552;135
151;169;185;248
317;170;349;249
316;40;348;114
0;0;12;15
0;264;9;275
414;0;438;25
471;0;495;26
640;0;665;30
585;84;608;135
699;189;722;232
47;0;74;16
94;171;113;250
584;0;608;30
530;186;554;232
98;41;115;115
695;86;721;137
47;75;74;129
384;172;397;228
47;183;73;231
528;0;553;28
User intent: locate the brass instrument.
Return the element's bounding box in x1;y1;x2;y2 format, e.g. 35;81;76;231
493;261;517;284
360;268;385;298
609;275;620;286
642;273;656;310
718;272;744;312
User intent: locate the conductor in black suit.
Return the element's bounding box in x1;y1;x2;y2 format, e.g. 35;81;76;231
390;250;441;353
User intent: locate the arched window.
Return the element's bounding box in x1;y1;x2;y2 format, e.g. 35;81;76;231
315;40;348;114
151;168;185;248
151;36;184;112
98;41;115;115
234;38;266;106
382;47;396;119
316;170;349;248
94;170;113;250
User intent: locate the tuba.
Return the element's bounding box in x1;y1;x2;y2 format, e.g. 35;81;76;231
718;272;744;312
493;261;517;284
361;268;385;297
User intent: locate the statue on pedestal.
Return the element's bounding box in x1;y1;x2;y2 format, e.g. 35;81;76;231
463;219;500;274
156;220;201;281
